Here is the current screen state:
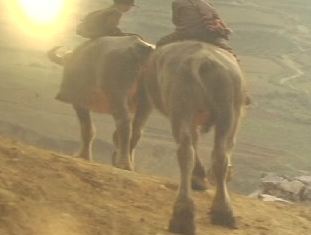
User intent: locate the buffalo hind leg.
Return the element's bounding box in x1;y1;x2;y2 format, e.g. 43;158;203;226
210;106;236;228
111;102;133;171
226;107;242;182
130;84;153;161
191;126;208;191
73;105;95;161
169;114;196;235
111;130;119;166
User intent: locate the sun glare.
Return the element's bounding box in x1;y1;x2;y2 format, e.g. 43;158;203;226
19;0;64;24
4;0;73;44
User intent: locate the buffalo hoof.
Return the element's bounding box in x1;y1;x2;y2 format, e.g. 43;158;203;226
210;209;237;229
114;160;134;171
112;152;134;171
169;198;196;235
112;151;117;165
75;152;92;162
191;176;208;191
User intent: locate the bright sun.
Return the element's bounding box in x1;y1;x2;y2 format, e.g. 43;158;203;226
4;0;71;43
19;0;64;24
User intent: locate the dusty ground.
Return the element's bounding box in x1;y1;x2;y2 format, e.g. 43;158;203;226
0;136;310;235
1;0;311;196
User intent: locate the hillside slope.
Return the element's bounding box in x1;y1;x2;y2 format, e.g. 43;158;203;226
0;137;310;235
1;0;311;195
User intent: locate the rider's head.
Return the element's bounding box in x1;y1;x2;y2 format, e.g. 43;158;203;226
113;0;135;12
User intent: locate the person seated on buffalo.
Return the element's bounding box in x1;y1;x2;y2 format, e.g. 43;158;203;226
76;0;135;39
157;0;235;56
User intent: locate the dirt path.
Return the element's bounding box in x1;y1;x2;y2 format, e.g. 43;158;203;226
0;137;310;235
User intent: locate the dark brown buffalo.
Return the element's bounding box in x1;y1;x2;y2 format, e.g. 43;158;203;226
48;35;154;170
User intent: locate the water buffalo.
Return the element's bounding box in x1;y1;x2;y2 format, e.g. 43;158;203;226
130;41;248;234
48;35;154;170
